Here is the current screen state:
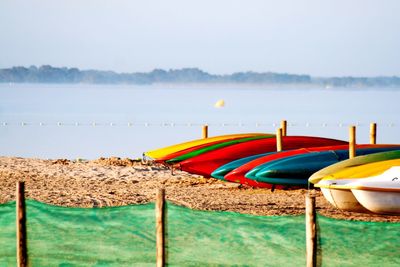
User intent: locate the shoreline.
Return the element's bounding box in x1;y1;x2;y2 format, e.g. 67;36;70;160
1;156;399;222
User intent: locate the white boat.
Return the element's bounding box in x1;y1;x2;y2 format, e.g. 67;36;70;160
349;167;400;215
313;159;400;213
317;179;370;213
317;167;400;214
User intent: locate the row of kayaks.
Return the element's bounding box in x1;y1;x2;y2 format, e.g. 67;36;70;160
144;133;400;214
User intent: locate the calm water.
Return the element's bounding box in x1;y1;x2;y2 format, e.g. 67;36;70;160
0;83;399;159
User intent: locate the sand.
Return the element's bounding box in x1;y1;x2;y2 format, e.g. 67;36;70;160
1;156;399;222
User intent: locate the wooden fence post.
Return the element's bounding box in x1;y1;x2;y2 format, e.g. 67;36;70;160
202;125;208;139
156;188;166;267
16;181;27;267
276;128;283;152
370;123;377;144
281;120;287;136
349;126;356;159
306;194;316;267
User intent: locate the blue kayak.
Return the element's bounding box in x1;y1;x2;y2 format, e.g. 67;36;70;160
248;146;400;186
211;152;274;180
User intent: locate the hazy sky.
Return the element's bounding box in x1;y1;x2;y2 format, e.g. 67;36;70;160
1;0;399;76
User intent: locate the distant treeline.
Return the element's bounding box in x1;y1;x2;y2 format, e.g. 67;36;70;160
1;65;399;87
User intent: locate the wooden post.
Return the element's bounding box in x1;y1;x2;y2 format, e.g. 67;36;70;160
281;120;287;136
306;194;316;267
156;188;165;267
349;126;356;159
16;181;27;267
202;125;208;139
370;123;377;144
276;128;283;152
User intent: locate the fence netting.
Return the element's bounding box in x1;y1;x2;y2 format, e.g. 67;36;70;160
0;200;399;266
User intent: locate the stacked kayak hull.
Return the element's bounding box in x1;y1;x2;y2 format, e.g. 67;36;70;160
144;133;271;160
155;139;238;164
250;146;400;187
211;152;274;180
167;135;274;164
309;150;400;185
216;145;356;186
179;136;348;177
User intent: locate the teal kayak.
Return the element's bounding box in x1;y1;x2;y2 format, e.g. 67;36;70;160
250;146;400;186
210;152;274;180
309;149;400;184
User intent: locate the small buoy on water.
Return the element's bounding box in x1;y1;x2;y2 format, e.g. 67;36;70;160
214;99;225;108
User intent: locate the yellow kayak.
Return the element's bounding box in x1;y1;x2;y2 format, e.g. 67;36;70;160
315;159;400;189
144;133;273;159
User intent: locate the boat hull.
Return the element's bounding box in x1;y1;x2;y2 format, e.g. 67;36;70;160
321;187;369;212
352;189;400;215
144;133;270;159
179;136;347;177
167;135;272;164
309;149;400;185
254;147;400;187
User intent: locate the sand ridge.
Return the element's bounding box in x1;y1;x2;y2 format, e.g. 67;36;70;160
0;156;399;222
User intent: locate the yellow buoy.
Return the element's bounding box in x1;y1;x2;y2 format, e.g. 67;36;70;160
214;99;225;108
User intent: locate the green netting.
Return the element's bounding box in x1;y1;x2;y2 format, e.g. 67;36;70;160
0;200;156;266
0;201;17;266
316;216;400;267
0;200;399;266
165;203;306;266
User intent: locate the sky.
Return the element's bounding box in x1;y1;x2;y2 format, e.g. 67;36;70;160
0;0;399;76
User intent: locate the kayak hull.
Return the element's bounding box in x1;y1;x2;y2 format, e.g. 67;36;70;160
144;133;270;159
179;136;347;177
309;149;400;185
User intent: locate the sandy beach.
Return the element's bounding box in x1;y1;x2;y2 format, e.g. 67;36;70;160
0;156;399;222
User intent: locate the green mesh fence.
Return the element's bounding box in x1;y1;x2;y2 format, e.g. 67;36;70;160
0;200;156;266
0;201;16;266
165;203;306;266
316;216;400;267
0;200;399;266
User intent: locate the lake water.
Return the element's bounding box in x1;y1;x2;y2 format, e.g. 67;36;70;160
1;83;399;159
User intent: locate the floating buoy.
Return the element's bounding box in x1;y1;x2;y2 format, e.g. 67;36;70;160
214;99;225;108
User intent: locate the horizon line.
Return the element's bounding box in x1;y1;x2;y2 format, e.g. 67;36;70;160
2;64;400;79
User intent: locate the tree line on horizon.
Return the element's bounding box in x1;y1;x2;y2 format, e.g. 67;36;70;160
0;65;399;87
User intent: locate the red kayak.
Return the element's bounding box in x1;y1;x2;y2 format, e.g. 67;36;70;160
224;144;383;187
178;136;347;177
155;139;230;164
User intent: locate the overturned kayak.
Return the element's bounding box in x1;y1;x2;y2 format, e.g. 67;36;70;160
220;145;357;184
309;150;400;185
252;146;400;186
144;132;271;160
166;135;274;164
155;135;274;164
211;152;274;180
178;136;347;177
